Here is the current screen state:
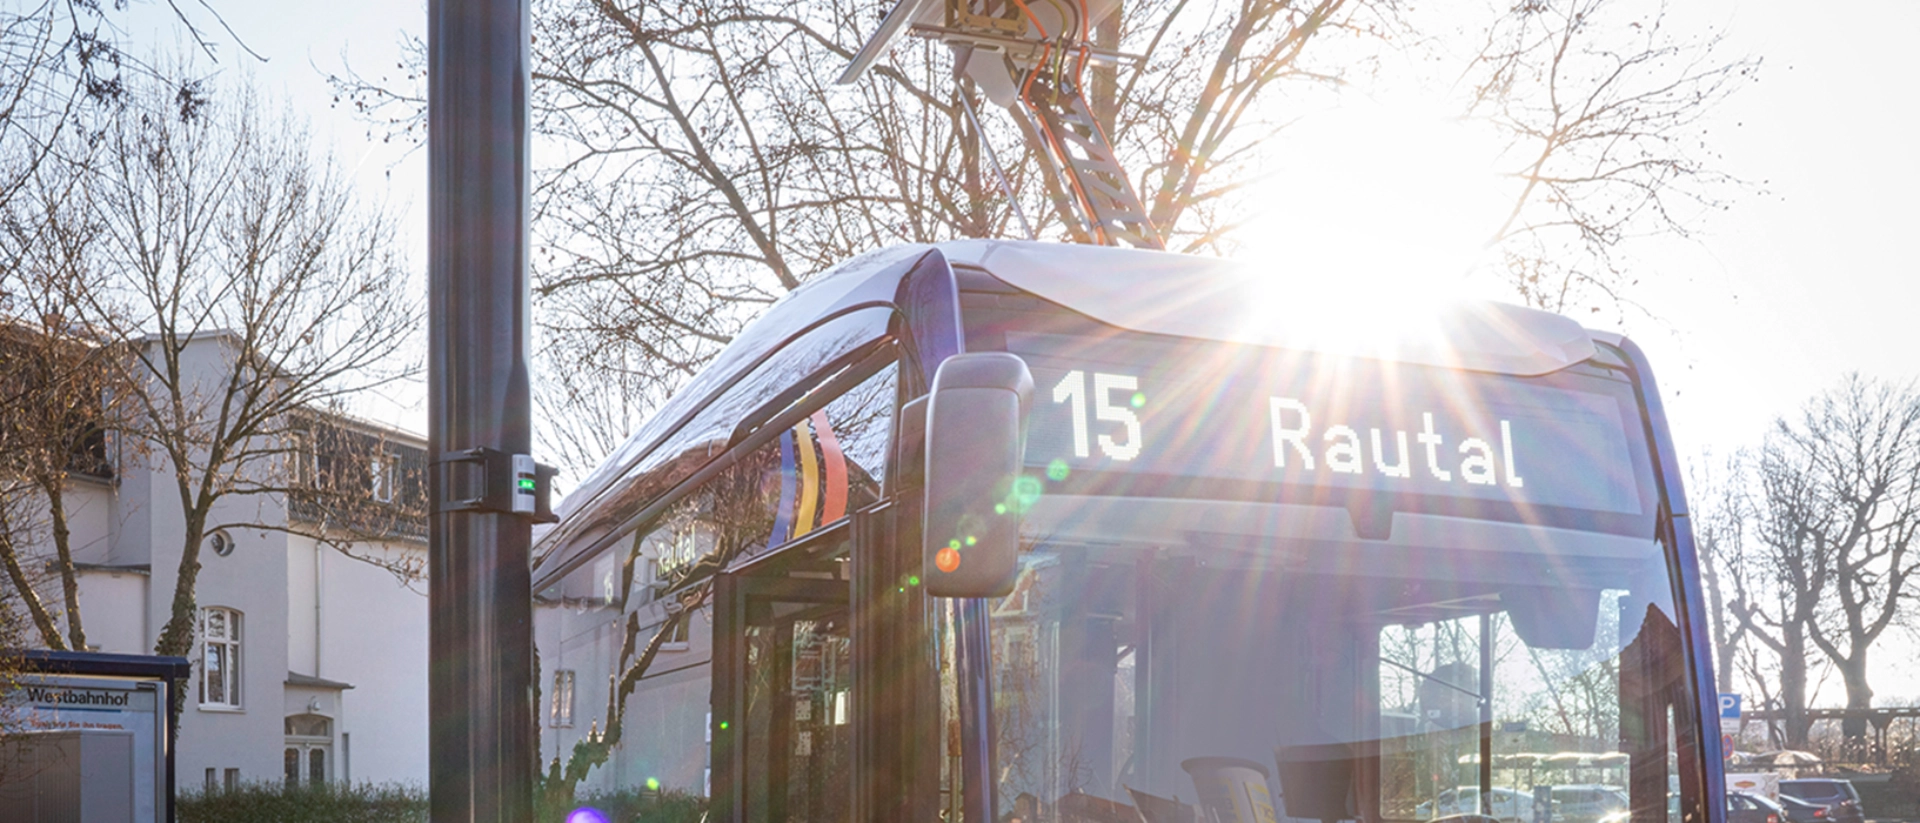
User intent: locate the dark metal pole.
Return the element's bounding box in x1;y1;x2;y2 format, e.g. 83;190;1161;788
958;597;996;822
428;0;534;820
1479;612;1494;813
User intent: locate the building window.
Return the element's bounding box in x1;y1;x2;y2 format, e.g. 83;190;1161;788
200;607;243;708
284;746;329;785
551;670;575;727
370;452;399;503
661;616;691;650
224;768;239;792
205;767;215;792
289;431;317;488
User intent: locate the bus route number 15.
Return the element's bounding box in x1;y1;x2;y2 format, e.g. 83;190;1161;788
1051;370;1142;462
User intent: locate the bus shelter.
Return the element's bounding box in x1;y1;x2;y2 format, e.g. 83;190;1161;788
0;650;190;823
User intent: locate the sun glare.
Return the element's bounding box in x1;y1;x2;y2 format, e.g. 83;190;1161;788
1235;95;1512;339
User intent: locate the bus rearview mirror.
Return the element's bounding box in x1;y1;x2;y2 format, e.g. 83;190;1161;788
923;352;1033;598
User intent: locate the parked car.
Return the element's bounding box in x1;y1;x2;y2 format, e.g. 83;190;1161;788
1419;787;1537;823
1551;785;1630;823
1778;780;1865;823
1774;793;1832;823
1727;791;1786;823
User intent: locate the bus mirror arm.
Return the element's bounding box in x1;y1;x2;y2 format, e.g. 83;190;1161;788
922;352;1034;598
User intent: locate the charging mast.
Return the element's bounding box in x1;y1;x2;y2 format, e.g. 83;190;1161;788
428;0;538;820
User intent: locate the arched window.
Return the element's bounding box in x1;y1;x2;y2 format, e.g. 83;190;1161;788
200;607;243;708
284;713;332;737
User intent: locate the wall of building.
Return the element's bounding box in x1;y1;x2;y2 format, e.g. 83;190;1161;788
297;535;430;786
168;517;290;789
60;478;117;566
73;570;148;655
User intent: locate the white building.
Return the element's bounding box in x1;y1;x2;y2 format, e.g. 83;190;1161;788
3;331;430;791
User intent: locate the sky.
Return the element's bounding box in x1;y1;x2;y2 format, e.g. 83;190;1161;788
123;0;1920;700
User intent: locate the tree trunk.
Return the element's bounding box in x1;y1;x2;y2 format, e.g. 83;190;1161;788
1837;653;1873;747
1781;626;1811;749
155;510;208;658
42;477;87;650
1701;553;1736;692
0;524;68;650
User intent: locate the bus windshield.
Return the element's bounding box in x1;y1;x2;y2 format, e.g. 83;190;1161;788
964;288;1701;823
984;514;1696;823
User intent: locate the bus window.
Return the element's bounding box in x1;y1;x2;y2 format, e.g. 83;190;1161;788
533;360;897;801
983;531;1697;823
544;307;895;569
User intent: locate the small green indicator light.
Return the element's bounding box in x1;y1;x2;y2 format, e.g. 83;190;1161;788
908;575;920;586
949;539;961;550
646;777;660;791
719;721;729;730
994;503;1007;515
518;478;537;491
1131;392;1146;409
965;535;977;546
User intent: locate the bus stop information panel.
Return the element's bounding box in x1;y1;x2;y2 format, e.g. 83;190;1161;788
1;651;189;823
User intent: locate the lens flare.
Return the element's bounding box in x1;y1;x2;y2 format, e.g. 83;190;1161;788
1236;93;1510;345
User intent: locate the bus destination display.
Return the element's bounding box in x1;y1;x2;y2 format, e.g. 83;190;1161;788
1006;332;1648;518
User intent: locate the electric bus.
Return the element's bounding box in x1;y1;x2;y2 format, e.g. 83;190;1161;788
530;240;1724;823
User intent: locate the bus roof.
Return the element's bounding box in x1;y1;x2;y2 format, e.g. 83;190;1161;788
538;241;1603;571
940;239;1595;377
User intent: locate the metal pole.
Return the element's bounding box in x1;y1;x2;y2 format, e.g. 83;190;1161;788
1479;612;1493;814
428;0;534;820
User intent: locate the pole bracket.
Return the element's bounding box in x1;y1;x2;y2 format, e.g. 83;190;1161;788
437;446;558;523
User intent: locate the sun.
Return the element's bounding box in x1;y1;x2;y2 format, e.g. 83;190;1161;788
1233;93;1513;328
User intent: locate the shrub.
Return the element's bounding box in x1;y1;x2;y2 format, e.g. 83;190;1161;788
178;781;427;823
539;788;707;823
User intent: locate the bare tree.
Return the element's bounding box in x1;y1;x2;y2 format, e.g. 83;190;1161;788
1456;0;1757;315
2;1;123;218
1737;426;1834;750
335;0;1752;484
50;71;422;677
1690;450;1754;694
0;73;125;653
330;0;1395;475
2;1;259;218
1752;376;1920;748
0;315;114;652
